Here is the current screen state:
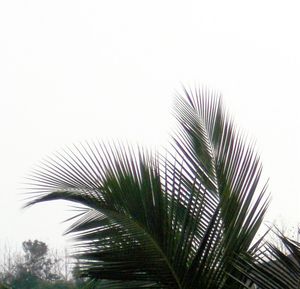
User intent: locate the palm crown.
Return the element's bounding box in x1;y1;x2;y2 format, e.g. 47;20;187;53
26;89;272;288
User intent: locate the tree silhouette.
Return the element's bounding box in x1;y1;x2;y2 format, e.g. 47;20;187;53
26;89;273;288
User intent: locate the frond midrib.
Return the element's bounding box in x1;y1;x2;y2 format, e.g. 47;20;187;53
122;212;184;289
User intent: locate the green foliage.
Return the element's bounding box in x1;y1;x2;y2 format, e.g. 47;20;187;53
8;278;80;289
26;88;298;288
21;240;60;282
9;268;39;289
0;239;82;289
0;284;10;289
236;230;300;289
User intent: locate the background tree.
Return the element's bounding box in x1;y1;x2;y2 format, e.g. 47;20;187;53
0;240;82;289
22;240;60;281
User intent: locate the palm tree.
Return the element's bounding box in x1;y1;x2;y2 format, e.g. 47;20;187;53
25;88;270;288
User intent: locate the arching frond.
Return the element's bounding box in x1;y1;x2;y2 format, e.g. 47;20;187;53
236;231;300;289
25;88;269;288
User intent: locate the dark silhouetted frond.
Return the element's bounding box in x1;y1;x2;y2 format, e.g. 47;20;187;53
25;88;270;288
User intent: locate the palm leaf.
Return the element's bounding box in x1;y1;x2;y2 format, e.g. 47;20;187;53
25;88;269;288
169;88;269;288
236;231;300;289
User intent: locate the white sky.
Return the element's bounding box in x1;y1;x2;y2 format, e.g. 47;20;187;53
1;0;300;250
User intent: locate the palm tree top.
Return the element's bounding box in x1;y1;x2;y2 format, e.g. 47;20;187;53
25;88;269;289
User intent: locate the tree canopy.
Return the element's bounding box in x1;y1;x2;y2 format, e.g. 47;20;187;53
24;89;300;288
0;239;82;289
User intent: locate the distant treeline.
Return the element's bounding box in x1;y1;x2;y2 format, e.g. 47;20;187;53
0;239;96;289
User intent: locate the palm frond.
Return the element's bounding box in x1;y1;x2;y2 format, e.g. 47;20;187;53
236;231;300;289
25;88;269;288
171;88;269;288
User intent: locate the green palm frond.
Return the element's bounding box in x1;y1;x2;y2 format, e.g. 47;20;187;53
168;88;269;288
236;231;300;289
25;88;269;288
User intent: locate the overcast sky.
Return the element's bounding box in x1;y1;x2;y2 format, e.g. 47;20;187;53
1;0;300;250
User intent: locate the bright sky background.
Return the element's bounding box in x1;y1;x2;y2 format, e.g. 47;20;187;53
1;0;300;250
